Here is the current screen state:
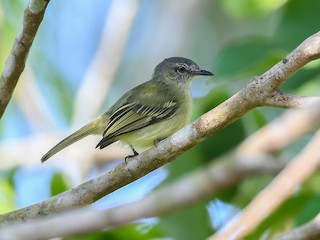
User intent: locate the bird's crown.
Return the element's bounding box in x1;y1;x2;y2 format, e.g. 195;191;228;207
153;57;213;81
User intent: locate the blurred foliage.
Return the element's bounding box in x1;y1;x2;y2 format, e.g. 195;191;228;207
221;0;288;19
50;172;69;196
0;0;24;73
0;168;16;214
246;172;320;239
66;222;165;240
160;203;212;240
0;178;16;214
0;0;319;239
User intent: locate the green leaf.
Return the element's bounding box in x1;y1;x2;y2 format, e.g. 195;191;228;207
50;172;69;196
0;179;16;214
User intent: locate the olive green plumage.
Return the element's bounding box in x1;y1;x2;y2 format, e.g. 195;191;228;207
41;57;213;162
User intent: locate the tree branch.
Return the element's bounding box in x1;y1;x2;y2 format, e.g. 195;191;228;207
274;214;320;240
210;130;320;240
0;0;49;118
0;31;319;225
264;90;320;108
2;100;319;238
237;102;320;158
0;152;286;240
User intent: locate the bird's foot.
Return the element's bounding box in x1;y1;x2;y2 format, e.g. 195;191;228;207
125;145;139;164
125;152;139;163
153;138;165;147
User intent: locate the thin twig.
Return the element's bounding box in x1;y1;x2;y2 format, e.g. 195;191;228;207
264;90;320;108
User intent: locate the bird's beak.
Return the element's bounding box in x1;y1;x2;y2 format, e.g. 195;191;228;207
192;69;214;76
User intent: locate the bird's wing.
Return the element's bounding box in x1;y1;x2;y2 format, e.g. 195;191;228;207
96;100;178;149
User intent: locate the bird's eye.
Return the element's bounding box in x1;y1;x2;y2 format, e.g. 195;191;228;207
176;66;187;73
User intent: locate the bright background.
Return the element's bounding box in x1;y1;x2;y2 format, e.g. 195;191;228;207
0;0;320;239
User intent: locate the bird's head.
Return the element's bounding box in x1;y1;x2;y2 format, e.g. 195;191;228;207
153;57;213;86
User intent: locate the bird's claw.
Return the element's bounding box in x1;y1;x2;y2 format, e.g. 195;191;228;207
125;145;139;164
153;138;165;147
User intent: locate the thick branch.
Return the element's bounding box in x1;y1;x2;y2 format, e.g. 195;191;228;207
0;93;254;224
0;153;285;240
0;31;320;225
0;0;49;118
2;101;319;238
260;32;320;90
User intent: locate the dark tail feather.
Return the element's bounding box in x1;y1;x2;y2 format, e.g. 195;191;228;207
96;136;117;150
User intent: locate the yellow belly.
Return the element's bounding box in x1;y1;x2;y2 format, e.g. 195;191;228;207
119;107;191;151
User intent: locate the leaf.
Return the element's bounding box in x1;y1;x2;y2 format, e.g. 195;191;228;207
50;172;69;196
0;179;16;214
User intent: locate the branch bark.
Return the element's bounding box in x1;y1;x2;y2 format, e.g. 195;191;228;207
0;0;49;118
274;214;320;240
0;31;319;225
1;97;319;239
2;101;320;239
0;151;286;240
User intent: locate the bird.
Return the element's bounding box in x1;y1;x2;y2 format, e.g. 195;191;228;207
41;57;213;162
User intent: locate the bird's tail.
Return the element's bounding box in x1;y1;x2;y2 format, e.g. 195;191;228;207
41;117;106;162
